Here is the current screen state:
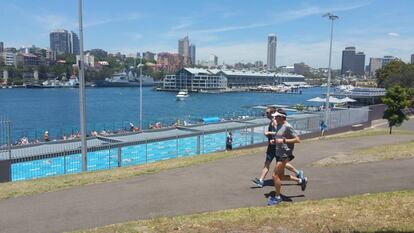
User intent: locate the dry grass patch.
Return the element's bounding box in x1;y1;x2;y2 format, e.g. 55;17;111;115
312;140;414;167
322;128;414;140
76;190;414;233
0;147;265;200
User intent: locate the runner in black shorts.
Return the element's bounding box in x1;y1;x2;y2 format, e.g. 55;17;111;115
252;106;305;188
267;108;308;206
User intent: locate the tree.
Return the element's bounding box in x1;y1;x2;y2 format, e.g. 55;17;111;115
376;60;405;88
382;85;410;134
295;104;305;112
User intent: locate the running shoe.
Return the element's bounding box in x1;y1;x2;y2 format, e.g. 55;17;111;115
300;177;308;191
267;196;283;206
252;178;264;188
296;170;304;180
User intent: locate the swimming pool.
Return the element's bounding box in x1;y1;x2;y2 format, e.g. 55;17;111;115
11;128;267;181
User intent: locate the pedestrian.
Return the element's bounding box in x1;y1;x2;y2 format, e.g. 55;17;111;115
226;131;233;151
252;106;305;188
267;108;308;206
43;131;49;142
320;120;328;137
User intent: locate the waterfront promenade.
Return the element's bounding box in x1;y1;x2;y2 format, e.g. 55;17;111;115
0;119;413;233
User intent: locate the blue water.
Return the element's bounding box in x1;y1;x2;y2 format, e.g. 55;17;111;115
0;87;326;141
11;128;268;181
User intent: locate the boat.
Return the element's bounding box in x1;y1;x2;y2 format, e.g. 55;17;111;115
42;79;63;88
94;72;155;87
176;90;189;101
61;76;79;88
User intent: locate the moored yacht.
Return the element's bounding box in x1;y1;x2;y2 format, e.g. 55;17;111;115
176;90;189;101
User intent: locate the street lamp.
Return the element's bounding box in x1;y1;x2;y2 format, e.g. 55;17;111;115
78;0;87;171
323;12;338;128
137;58;144;130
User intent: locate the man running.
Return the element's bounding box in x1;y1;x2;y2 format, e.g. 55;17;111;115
252;106;305;188
268;108;308;205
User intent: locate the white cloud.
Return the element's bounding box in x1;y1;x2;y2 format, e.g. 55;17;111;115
171;2;371;38
388;32;400;37
34;15;76;31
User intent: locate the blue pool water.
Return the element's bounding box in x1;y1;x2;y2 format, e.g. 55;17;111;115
11;128;267;181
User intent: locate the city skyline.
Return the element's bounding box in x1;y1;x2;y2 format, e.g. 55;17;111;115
1;0;414;68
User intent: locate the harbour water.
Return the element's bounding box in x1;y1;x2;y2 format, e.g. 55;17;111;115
0;87;327;141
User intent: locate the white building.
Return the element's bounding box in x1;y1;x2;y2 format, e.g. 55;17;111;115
76;53;95;68
2;52;16;66
162;68;305;90
163;68;227;91
369;58;383;77
280;66;294;73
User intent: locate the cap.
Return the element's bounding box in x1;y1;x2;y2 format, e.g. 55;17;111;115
271;108;287;117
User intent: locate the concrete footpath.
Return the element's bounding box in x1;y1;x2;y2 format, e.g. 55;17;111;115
0;120;413;233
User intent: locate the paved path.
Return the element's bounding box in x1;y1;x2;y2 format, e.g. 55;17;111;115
1;120;414;233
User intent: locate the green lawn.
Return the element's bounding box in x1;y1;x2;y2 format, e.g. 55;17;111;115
76;190;414;233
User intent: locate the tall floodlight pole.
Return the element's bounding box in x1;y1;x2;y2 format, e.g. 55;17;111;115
323;12;338;127
78;0;88;171
137;56;144;130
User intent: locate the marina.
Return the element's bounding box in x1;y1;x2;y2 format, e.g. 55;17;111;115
1;86;330;142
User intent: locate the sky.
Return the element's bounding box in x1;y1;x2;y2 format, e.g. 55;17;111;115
1;0;414;68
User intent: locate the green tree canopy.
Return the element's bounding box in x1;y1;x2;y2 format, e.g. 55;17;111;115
376;60;414;88
382;85;410;134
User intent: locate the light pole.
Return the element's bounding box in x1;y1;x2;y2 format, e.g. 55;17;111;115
78;0;87;171
137;56;144;130
323;12;338;128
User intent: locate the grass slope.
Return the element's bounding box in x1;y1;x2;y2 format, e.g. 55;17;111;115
77;190;414;233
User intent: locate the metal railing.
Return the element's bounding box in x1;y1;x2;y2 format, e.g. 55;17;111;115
3;107;369;182
9;109;265;144
0;117;12;161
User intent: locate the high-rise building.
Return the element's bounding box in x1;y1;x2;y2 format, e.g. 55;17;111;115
69;31;80;55
267;34;277;70
382;55;396;67
411;54;414;64
50;29;80;55
178;36;190;66
0;42;3;53
354;52;366;75
341;47;365;76
143;51;156;61
209;54;218;67
294;62;310;75
341;47;355;75
369;58;383;77
189;44;196;66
